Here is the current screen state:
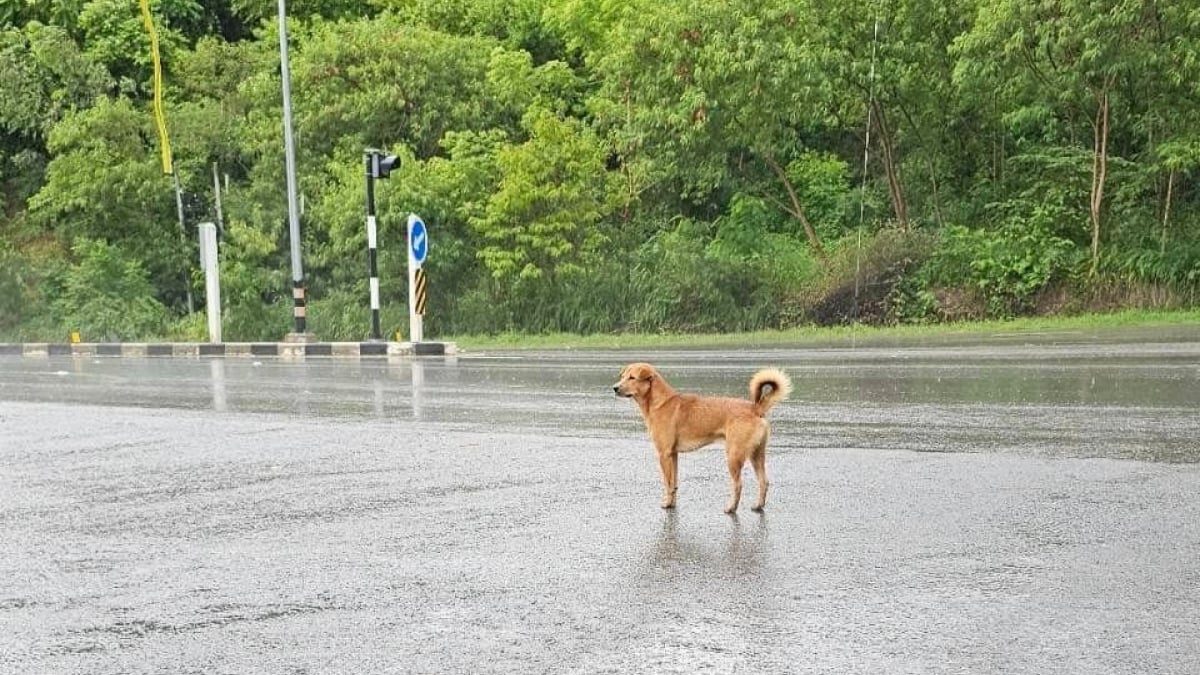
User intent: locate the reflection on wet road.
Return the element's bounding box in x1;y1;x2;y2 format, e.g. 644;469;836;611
1;330;1198;673
6;337;1197;461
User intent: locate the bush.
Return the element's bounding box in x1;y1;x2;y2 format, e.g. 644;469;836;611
222;298;290;341
0;244;28;331
629;220;740;332
164;312;209;341
307;288;409;341
629;211;821;332
1101;240;1200;287
53;239;168;341
808;228;935;325
918;222;1082;318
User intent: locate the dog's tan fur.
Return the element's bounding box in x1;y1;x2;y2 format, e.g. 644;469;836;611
614;363;792;513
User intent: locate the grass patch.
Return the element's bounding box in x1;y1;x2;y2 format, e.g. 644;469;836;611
449;309;1200;351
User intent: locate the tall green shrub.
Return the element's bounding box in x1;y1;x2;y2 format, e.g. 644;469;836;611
53;239;167;341
922;222;1082;317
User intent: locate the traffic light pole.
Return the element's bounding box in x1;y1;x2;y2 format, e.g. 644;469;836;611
363;149;398;341
364;151;382;341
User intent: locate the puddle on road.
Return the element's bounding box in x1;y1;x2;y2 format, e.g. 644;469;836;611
2;339;1197;463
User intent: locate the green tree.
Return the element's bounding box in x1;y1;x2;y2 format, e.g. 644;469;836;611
551;0;838;257
954;0;1174;274
251;16;508;160
813;0;975;230
0;22;111;140
376;0;557;59
227;0;368;26
28;97;190;307
472;110;619;282
53;238;168;340
0;22;111;218
77;0;201;94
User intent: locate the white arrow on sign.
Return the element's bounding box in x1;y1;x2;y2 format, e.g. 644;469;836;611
413;228;426;257
408;214;428;266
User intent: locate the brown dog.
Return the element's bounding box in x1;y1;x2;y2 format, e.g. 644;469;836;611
614;363;792;513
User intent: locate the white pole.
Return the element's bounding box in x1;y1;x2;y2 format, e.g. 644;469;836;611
406;214;423;343
199;222;222;343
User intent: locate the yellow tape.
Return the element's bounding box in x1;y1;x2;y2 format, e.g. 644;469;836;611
140;0;173;174
415;268;428;315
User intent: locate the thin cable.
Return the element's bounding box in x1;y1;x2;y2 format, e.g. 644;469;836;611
853;10;881;347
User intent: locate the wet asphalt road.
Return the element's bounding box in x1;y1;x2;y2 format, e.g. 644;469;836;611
2;328;1199;674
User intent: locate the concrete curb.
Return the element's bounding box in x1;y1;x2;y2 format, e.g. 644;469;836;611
0;341;457;360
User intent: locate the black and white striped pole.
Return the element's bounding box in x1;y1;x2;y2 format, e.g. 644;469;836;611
364;148;399;341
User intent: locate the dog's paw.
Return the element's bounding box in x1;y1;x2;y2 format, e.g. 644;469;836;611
750;504;765;513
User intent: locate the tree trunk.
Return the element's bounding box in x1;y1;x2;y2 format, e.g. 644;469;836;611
926;156;946;228
1161;168;1174;255
1089;81;1113;276
993;93;1005;189
621;79;635;223
762;153;825;259
872;100;909;230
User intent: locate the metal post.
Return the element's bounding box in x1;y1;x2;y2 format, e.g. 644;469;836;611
364;150;382;341
211;162;225;237
172;171;195;314
277;0;307;337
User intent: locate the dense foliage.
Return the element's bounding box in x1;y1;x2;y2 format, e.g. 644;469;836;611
2;0;1199;341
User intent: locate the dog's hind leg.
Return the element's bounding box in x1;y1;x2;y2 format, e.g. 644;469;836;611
750;440;769;512
724;452;745;514
668;452;679;503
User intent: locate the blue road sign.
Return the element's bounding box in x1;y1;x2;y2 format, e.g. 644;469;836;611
409;215;428;266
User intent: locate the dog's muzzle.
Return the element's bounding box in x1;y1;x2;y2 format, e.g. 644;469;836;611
613;385;631;398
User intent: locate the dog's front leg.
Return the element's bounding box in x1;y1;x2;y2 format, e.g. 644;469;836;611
656;450;678;509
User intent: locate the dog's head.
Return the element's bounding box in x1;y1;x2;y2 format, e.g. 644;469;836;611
613;362;658;399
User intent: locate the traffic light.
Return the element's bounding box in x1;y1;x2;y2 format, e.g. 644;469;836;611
366;149;400;179
181;191;209;223
377;153;400;178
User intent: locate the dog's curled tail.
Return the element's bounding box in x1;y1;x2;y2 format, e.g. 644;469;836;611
749;368;792;416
